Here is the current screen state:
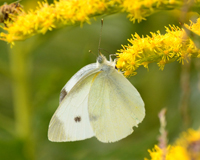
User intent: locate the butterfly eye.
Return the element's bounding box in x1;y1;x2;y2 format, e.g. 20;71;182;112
97;56;103;64
115;66;118;70
74;116;81;122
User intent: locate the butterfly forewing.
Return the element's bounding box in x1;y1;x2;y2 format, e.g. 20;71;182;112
88;69;145;143
48;69;99;142
59;63;96;103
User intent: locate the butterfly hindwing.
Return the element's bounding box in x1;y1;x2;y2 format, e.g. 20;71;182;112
88;69;145;143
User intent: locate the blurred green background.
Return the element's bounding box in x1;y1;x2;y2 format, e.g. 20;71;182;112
0;0;200;160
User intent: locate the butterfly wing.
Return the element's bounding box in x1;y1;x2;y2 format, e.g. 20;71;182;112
59;63;96;103
48;67;99;142
88;69;145;143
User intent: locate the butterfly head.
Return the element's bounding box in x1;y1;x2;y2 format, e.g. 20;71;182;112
97;54;105;64
96;54;116;70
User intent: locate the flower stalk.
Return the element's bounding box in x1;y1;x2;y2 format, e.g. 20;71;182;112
9;44;35;160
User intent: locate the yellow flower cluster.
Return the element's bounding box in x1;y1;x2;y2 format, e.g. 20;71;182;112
116;19;200;76
119;0;180;23
109;0;187;23
0;0;198;46
145;128;200;160
145;145;166;160
0;0;107;45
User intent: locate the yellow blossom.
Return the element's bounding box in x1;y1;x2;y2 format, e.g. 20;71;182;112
145;128;200;160
116;20;200;76
175;128;200;160
145;145;164;160
0;0;108;44
119;0;186;23
1;0;199;45
166;146;190;160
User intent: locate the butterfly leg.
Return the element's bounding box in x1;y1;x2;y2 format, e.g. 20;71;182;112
109;54;117;62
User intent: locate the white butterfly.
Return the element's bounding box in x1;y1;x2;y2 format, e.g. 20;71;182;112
48;54;145;143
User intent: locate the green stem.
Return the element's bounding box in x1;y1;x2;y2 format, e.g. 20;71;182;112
9;45;35;160
179;61;191;128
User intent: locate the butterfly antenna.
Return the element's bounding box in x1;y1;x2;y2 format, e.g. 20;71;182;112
98;19;103;56
89;50;96;57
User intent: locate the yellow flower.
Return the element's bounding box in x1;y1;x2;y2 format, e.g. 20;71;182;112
0;0;108;45
166;146;189;160
175;128;200;160
146;145;190;160
145;145;171;160
119;0;186;23
116;21;200;76
1;0;199;46
145;145;163;160
145;128;200;160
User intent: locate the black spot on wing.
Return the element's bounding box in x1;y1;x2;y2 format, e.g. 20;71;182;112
74;116;81;122
59;89;67;103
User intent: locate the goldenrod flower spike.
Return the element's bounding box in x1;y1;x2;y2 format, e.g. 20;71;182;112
1;0;198;46
144;145;165;160
116;18;200;76
0;0;107;45
119;0;185;23
145;128;200;160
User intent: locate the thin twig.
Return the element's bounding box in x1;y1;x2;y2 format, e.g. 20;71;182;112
158;108;168;160
179;61;191;127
